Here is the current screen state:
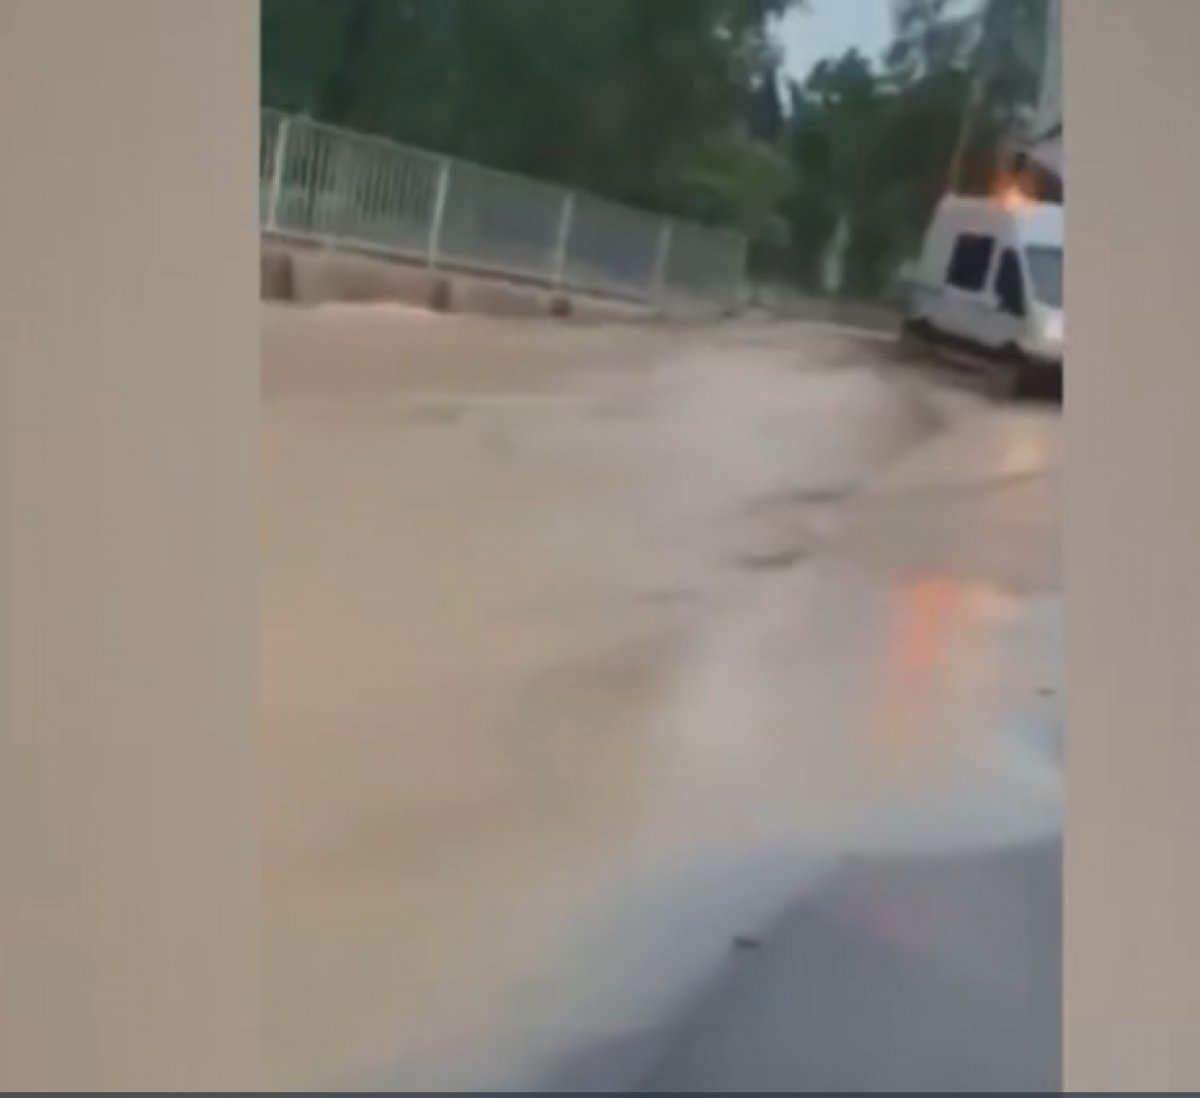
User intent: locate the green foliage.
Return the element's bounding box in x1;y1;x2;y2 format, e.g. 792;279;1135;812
675;133;794;234
885;0;975;83
778;0;1052;298
262;0;802;217
260;0;1052;299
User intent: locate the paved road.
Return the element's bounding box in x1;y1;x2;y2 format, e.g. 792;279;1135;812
553;841;1060;1092
261;306;1061;1090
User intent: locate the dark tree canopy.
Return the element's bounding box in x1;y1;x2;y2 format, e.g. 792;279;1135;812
262;0;1053;298
263;0;798;222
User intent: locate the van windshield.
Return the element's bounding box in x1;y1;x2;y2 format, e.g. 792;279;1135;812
1025;245;1062;308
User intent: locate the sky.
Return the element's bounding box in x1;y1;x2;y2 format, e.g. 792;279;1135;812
778;0;895;83
778;0;983;84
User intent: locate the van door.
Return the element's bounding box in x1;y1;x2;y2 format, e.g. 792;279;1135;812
986;246;1030;352
938;232;998;345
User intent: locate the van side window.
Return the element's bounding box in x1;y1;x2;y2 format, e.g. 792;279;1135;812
945;233;995;292
994;248;1026;317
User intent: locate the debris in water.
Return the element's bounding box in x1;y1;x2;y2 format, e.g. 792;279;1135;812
735;546;809;572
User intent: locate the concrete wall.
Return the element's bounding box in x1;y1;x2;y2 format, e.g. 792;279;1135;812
261;241;901;331
262;240;704;324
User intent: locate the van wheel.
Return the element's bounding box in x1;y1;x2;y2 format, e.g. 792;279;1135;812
991;347;1028;400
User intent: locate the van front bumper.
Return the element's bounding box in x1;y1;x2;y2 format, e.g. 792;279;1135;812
1021;341;1064;370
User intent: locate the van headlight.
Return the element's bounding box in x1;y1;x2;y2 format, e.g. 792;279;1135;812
1040;313;1064;346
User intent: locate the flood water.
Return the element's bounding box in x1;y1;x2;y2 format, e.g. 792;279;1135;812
261;306;1061;1090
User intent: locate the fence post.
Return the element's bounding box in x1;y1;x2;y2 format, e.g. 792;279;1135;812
551;191;575;289
427;156;451;267
652;217;674;302
265;115;290;232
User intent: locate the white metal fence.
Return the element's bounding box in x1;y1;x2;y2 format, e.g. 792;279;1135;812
260;108;747;307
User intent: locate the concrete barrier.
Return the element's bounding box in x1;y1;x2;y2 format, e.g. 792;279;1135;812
288;248;441;309
564;293;658;325
261;241;703;325
260;246;294;301
444;273;552;318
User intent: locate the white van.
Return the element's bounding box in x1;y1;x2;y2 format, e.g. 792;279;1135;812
904;195;1063;389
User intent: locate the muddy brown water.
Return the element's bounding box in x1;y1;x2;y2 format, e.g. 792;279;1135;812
262;305;1061;1089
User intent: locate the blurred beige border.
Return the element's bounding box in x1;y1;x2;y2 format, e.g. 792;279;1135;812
1065;0;1200;1090
4;0;1200;1091
0;2;258;1089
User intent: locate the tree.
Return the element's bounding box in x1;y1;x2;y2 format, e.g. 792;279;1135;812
261;0;803;219
782;50;890;293
960;0;1051;187
884;0;974;84
775;0;1052;298
260;0;1054;298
